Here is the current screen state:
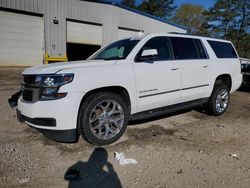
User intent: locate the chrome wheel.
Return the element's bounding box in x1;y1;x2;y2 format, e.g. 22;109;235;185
215;89;229;113
89;100;125;140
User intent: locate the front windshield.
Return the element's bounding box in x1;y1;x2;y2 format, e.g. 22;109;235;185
91;39;140;61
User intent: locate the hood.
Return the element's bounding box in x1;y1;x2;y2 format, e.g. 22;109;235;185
22;60;116;75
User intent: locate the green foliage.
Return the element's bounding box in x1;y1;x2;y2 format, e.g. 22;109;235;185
138;0;176;18
121;0;176;18
121;0;136;9
203;0;237;38
121;0;250;57
202;0;250;58
227;31;250;58
172;4;205;34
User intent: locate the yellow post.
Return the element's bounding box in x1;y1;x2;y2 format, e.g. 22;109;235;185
44;52;68;64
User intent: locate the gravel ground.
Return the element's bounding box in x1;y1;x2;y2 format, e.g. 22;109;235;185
0;67;250;188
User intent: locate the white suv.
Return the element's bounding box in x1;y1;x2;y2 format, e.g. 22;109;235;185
10;33;242;145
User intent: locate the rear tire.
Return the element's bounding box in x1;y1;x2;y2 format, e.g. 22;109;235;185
207;84;230;116
78;92;129;145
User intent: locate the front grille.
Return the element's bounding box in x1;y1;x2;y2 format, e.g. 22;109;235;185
22;75;39;102
22;90;33;101
23;75;36;84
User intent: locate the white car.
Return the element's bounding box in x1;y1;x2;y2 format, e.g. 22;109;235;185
9;33;242;145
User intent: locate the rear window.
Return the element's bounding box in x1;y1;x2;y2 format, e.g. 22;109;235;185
170;37;207;60
208;40;238;58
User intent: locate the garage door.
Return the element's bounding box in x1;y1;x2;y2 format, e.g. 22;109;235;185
67;21;102;45
118;28;140;40
0;11;44;66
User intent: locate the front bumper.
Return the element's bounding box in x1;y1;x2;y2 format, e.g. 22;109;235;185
15;91;84;143
17;109;77;142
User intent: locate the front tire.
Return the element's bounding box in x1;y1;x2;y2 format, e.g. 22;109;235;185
78;92;129;145
208;84;230;116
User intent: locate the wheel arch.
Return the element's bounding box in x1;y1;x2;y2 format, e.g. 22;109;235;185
76;86;131;145
214;74;232;91
78;86;132;117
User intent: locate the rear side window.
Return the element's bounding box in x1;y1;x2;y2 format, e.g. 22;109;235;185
194;39;208;59
170;37;207;60
208;40;238;58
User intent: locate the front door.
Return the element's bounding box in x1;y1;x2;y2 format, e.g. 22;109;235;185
133;36;181;112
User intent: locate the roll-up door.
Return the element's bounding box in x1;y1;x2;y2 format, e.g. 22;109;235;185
67;21;102;45
0;11;44;66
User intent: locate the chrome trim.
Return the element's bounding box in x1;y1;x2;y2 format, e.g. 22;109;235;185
139;84;209;98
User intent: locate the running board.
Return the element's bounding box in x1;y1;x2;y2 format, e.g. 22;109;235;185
130;98;209;121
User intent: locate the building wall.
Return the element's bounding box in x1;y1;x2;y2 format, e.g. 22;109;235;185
0;0;186;64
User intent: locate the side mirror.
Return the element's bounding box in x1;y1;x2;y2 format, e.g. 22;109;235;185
136;49;158;62
141;49;158;57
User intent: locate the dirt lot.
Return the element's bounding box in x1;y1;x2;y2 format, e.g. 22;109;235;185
1;67;250;188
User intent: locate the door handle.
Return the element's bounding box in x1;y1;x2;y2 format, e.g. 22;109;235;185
203;65;208;68
171;68;179;71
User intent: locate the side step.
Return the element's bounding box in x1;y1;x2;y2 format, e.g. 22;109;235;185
130;98;209;121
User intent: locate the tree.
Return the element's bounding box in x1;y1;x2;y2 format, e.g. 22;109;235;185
138;0;176;18
227;30;250;57
172;4;205;34
234;0;250;33
202;0;250;58
121;0;136;8
203;0;239;39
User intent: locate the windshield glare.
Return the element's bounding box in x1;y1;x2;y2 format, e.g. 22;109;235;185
91;39;140;61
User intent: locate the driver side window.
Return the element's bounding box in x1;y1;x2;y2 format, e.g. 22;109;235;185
135;37;173;62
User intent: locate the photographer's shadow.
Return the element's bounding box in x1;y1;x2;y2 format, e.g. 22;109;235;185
64;147;122;188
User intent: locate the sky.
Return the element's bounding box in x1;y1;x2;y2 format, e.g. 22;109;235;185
172;0;215;9
113;0;216;9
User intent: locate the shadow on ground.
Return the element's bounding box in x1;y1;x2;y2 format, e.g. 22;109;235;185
64;147;122;188
238;87;250;92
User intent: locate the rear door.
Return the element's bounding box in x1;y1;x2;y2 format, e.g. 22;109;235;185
170;37;211;102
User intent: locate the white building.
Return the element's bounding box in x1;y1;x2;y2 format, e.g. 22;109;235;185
0;0;186;66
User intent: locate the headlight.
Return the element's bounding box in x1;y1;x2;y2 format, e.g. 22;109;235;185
40;74;74;87
38;74;74;100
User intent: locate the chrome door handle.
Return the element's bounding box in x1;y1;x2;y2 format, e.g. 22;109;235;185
203;65;208;68
171;68;179;71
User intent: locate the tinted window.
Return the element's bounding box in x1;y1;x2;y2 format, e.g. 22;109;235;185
136;37;173;61
170;37;200;60
208;40;238;58
194;39;208;59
